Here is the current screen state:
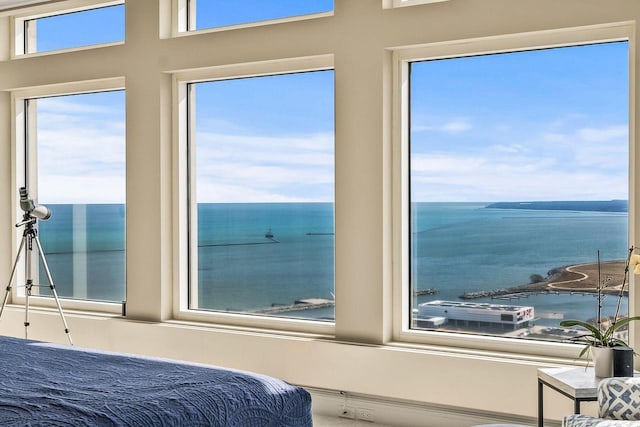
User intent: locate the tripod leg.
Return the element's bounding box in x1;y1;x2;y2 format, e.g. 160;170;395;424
0;235;26;320
24;234;33;341
32;235;73;346
24;280;31;340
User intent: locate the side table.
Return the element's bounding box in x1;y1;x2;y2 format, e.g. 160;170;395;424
537;367;639;427
537;367;598;427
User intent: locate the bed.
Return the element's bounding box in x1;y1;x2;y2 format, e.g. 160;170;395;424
0;336;313;426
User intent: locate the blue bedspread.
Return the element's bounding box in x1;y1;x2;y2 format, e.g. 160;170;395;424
0;336;312;426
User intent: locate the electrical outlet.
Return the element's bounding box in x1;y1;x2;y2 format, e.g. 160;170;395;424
357;407;375;422
339;406;355;419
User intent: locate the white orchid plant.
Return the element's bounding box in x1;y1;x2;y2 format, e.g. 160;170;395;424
560;246;640;357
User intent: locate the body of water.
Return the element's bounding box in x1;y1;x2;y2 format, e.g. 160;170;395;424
412;202;628;326
34;202;627;326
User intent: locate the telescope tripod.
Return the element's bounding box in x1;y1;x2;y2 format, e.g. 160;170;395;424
0;214;73;345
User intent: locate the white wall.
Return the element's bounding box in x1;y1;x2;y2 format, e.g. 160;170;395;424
0;0;637;424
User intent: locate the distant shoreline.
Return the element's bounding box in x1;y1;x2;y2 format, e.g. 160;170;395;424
485;200;628;213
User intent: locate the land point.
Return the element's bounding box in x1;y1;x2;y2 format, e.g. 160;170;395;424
460;260;628;300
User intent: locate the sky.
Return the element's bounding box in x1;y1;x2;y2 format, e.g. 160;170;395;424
410;42;629;202
194;0;333;29
30;4;628;204
34;5;124;52
194;71;334;203
36;92;125;204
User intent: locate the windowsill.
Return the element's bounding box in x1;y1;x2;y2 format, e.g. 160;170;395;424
8;297;123;316
394;326;588;361
137;315;588;367
0;304;585;369
173;308;335;337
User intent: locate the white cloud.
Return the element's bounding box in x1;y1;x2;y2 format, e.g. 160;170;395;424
543;125;627;145
441;121;472;133
410;122;629;202
540;124;627;170
412;119;472;134
194;132;334;203
33;99;126;204
39;176;125;205
578;125;628;142
37;98;120;116
410;150;627;202
411;154;485;174
35;101;334;203
490;144;529;154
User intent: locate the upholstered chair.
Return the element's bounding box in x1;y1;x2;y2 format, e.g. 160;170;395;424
563;377;640;427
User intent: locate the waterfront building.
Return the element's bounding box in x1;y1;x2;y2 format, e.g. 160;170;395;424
416;300;535;330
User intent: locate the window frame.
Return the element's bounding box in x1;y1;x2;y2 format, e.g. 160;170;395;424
386;0;449;8
11;77;126;315
12;0;124;58
174;0;333;36
172;55;336;335
391;23;636;359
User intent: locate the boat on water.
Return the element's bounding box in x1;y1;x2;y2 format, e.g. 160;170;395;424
265;228;274;239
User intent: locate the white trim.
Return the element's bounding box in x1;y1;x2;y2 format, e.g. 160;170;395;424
175;0;189;34
5;0;122;19
391;22;635;359
389;0;449;8
173;309;335;336
173;76;190;314
13;40;124;59
392;21;633;61
175;9;333;36
11;0;124;57
11;77;125;99
170;54;334;83
628;22;639;353
8;298;123;315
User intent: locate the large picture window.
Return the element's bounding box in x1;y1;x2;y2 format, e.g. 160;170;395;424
408;42;629;342
188;70;335;321
25;90;126;303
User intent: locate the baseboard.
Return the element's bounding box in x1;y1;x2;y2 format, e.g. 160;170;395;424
308;387;561;427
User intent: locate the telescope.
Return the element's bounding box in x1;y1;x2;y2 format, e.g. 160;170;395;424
0;186;72;344
19;187;51;221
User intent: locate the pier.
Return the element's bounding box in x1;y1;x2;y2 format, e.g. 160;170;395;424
414;288;438;296
199;240;279;248
252;298;334;315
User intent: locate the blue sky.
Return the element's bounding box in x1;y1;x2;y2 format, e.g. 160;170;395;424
31;5;628;204
410;41;629;202
34;4;124;52
194;0;333;29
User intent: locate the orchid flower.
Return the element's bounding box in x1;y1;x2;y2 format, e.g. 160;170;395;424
630;253;640;275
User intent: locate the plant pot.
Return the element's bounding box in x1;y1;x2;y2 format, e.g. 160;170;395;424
591;346;614;377
613;346;634;377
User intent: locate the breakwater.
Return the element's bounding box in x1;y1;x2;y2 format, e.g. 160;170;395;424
459;288;601;300
252;298;334;314
414;288;438;296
